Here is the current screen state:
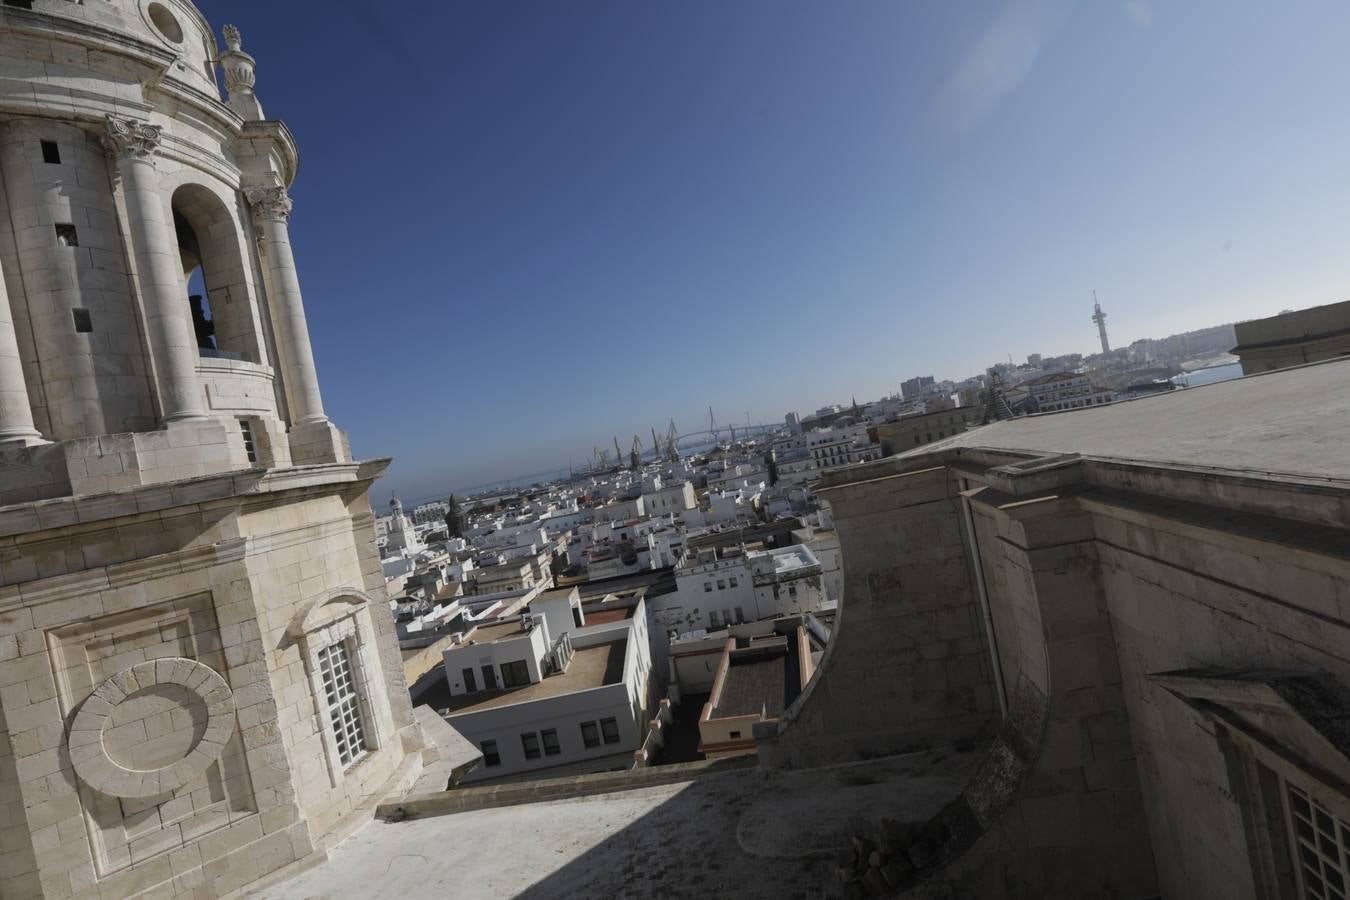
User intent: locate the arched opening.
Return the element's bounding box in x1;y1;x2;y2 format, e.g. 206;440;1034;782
170;184;261;363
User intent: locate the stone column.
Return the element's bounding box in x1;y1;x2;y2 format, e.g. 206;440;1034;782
0;254;42;445
104;114;206;424
246;183;326;425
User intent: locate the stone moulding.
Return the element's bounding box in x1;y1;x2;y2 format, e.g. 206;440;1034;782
68;657;237;799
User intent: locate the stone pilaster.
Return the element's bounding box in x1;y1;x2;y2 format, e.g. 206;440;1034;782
103;114;206;424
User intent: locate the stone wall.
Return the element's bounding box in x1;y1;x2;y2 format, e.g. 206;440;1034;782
781;446;1350;899
760;464;998;769
0;463;418;897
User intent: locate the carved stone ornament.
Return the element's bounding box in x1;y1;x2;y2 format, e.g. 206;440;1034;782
68;657;237;799
245;184;293;223
102;114;162;160
222;23;242;52
223;57;256;95
220;24;256;95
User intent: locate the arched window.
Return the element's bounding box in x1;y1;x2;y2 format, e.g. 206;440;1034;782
171;184;262;363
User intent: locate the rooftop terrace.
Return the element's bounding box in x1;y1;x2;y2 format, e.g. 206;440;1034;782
437;638;627;716
926;358;1350;479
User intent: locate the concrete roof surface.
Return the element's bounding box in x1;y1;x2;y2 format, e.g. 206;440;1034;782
255;747;981;899
925;358;1350;480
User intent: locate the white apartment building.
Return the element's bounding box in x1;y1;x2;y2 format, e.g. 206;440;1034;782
654;544;826;636
438;590;654;783
641;479;697;516
804;425;882;471
592;495;646;524
1023;371;1117;412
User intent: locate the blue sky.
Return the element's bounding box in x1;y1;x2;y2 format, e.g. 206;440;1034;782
198;0;1350;499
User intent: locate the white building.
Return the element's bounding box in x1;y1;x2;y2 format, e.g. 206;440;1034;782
383;497;425;556
641;479;697;517
1022;371;1117;412
804;425;882;471
437;589;654;783
654;543;826;636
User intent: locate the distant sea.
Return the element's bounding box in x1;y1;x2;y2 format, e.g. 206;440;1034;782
1172;361;1243;387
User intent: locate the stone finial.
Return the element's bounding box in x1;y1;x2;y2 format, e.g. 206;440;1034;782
222;23;242;52
245;184;293;224
102;114;162;159
219;24;264;120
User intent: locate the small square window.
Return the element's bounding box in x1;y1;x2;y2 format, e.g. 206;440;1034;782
481;739;500;767
71;308;92;333
703;582;712;593
239;418;257;463
521;732;541;759
599;717;620;745
40;140;60;164
580;721;600;749
729;730;741;740
541;728;560;756
54;224;78;246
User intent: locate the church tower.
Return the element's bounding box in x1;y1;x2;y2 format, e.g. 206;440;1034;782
0;4;424;896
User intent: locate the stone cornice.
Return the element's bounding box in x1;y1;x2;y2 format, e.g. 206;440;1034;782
0;458;392;542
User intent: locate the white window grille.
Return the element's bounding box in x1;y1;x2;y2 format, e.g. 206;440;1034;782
1288;783;1350;899
318;640;368;768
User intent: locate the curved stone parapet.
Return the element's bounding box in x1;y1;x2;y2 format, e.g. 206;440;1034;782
758;461;1000;770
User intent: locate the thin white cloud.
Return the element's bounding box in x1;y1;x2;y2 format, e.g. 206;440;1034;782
1124;1;1154;28
931;0;1075;136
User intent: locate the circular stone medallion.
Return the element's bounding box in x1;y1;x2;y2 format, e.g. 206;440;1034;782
68;657;236;799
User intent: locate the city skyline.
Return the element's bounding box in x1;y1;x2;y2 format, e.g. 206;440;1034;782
200;0;1350;497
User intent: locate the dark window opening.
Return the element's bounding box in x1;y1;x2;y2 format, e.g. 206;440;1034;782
40;140;60;164
54;224;77;247
541;728;560;756
480;740;499;767
480;664;497;690
239;419;257;463
521;732;541;760
501;659;530;688
461;667;477;693
729;730;741;740
2;1;35;10
580;721;600;748
189;293;215;352
71;308;92;333
600;717;620;745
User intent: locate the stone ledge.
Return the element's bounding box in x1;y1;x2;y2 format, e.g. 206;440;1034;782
376;756;757;822
0;457;391;541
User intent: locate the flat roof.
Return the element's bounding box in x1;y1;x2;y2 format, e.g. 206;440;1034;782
750;545;816;573
465;620;527;643
920;358;1350;480
442;638;627;716
714;654;787;719
583;607;635;625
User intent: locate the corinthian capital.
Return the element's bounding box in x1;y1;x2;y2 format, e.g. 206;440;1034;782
102;114;162;159
245;184;292;223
